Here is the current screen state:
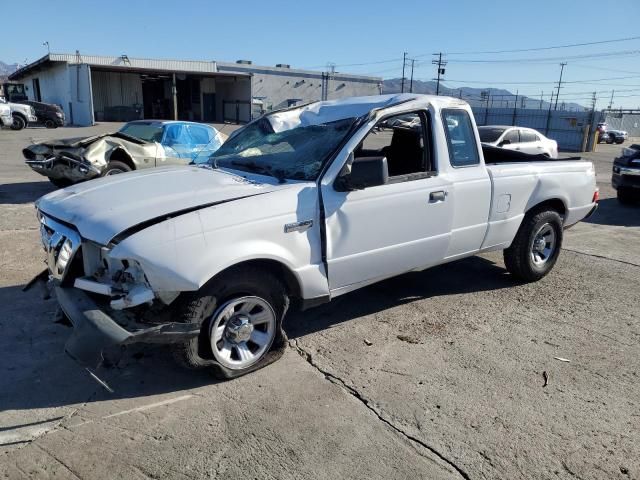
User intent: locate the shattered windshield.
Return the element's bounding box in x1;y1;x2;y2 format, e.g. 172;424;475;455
204;116;357;181
118;123;164;143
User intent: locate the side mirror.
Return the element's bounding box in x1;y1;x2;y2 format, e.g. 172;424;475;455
498;139;511;147
335;156;389;191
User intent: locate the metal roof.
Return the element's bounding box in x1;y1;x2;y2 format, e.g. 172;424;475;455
10;53;380;83
10;53;223;79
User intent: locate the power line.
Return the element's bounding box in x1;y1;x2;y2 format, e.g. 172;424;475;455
444;50;640;64
438;35;640;55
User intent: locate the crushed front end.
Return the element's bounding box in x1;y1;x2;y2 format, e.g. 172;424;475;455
23;137;107;183
34;211;199;369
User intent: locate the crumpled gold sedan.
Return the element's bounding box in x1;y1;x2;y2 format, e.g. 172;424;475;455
23;120;227;187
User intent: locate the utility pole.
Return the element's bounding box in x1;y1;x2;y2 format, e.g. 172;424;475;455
432;53;447;95
539;91;544;109
553;62;566;111
512;90;519;125
608;90;615;110
409;58;415;93
401;52;407;93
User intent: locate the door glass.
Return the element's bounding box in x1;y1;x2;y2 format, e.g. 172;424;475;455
503;129;520;144
356;112;428;178
520;130;537;143
442;109;480;167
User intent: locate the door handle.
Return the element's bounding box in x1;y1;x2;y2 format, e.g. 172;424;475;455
429;191;447;202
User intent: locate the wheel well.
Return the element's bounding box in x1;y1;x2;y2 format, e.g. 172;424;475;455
108;149;135;170
214;259;302;300
12;112;26;121
527;199;566;218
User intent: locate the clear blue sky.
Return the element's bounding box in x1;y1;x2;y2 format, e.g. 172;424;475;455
3;0;640;108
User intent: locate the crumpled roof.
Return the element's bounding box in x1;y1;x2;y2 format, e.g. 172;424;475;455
267;94;421;133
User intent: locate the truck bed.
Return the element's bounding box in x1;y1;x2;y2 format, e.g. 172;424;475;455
482;145;581;164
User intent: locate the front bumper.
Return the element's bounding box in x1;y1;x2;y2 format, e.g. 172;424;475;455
26;156;102;182
54;285;200;368
612;166;640;190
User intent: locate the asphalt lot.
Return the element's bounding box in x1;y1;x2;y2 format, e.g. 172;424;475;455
0;124;639;479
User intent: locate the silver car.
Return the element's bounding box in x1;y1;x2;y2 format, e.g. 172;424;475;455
23;120;226;187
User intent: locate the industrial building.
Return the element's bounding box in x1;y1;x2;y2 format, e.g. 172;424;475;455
8;52;382;126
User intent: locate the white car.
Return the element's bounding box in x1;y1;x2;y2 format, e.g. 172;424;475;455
32;94;598;382
478;126;558;158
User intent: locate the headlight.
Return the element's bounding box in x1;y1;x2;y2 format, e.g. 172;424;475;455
30;107;36;116
56;112;63;118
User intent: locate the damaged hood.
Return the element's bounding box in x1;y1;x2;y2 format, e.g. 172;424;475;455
39;132;144;149
36;166;288;245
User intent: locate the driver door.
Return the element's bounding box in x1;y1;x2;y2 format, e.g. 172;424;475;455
321;111;454;293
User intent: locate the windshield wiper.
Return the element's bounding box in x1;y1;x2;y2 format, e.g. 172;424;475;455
230;160;287;183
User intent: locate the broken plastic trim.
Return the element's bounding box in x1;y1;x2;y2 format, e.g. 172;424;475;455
108;191;271;246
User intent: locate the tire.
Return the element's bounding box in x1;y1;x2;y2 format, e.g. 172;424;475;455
606;136;614;144
172;265;289;379
617;188;637;205
44;119;56;129
503;209;563;282
102;160;132;176
49;177;73;188
10;114;25;130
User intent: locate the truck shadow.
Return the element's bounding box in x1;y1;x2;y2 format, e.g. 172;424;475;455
0;181;56;204
286;255;513;339
583;197;640;227
0;284;217;419
0;255;511;415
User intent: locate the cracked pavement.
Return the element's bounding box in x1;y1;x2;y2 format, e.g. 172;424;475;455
1;125;639;479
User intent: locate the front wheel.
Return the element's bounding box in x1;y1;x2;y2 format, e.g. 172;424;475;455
49;177;73;188
102;160;132;176
10;115;25;130
617;188;637;205
172;266;288;379
44;119;56;129
504;209;563;282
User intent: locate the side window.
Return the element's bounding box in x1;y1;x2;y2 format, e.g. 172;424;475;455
355;112;430;179
188;125;212;146
520;130;537;143
503;129;520;143
163;124;194;159
442;109;480;167
163;124;191;147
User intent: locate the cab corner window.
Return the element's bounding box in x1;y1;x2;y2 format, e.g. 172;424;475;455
442;109;480;167
354;112;430;179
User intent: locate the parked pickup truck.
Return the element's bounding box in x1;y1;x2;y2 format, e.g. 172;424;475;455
32;94;598;381
0;98;11;127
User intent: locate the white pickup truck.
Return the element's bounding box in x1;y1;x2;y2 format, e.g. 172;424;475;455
33;94;598;380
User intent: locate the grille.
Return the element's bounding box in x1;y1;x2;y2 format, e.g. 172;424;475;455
39;214;82;281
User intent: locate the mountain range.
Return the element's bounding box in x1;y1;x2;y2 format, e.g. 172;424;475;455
0;61;18;81
382;78;587;111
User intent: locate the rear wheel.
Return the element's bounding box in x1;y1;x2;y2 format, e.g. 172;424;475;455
504;209;563;282
102;160;132;176
172;266;288;379
10;114;25;130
